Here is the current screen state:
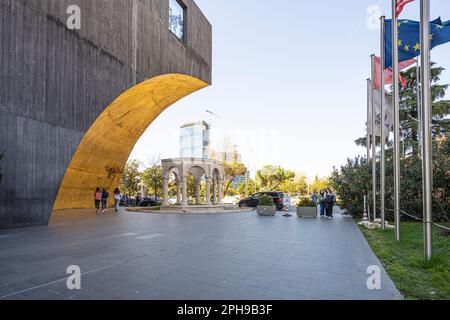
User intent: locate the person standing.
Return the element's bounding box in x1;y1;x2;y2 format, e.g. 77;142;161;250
311;191;319;206
94;187;102;214
325;188;336;219
101;188;109;214
135;193;142;207
113;188;122;213
318;190;326;218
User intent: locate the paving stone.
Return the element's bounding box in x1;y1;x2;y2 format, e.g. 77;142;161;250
0;209;402;300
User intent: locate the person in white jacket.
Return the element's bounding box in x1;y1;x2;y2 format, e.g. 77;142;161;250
113;188;122;213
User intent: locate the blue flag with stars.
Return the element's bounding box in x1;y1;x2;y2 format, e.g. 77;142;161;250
385;18;450;69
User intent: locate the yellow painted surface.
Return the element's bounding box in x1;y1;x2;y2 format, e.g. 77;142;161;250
53;74;208;210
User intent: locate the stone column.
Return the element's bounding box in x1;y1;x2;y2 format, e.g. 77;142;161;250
218;178;223;205
213;178;217;205
181;177;188;206
176;180;181;205
162;177;169;206
205;177;212;205
196;179;201;204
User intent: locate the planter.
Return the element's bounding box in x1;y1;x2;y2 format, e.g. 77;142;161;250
297;206;318;218
257;206;276;216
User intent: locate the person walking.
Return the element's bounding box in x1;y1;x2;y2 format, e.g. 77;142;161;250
113;188;122;213
135;193;142;207
318;190;326;218
101;188;109;214
94;187;102;214
324;188;336;219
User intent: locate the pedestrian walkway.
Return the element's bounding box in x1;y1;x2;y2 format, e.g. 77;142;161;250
0;208;402;300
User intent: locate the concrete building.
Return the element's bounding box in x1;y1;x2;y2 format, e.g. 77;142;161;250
180;121;211;159
0;0;212;229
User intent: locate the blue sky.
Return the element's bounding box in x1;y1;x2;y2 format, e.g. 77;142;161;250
130;0;450;180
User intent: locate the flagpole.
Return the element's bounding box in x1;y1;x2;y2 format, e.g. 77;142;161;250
367;79;371;161
420;0;433;261
417;60;422;158
380;16;386;230
370;54;377;222
367;78;372;221
392;0;401;241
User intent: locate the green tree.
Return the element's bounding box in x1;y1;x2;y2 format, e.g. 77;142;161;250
223;162;247;196
356;63;450;155
119;159;142;196
237;179;260;197
141;160;163;199
329;157;372;219
310;175;331;193
256;165;295;191
280;176;308;195
331;134;450;221
397;64;450;155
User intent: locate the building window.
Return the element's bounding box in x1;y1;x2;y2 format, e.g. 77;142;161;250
180;121;211;159
169;0;185;42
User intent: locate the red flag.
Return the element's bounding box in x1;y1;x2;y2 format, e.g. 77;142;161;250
396;0;415;17
374;57;416;89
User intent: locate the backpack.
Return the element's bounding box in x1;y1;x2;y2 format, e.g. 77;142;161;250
325;195;335;205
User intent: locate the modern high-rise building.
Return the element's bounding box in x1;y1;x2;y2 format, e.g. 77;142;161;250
180;121;211;159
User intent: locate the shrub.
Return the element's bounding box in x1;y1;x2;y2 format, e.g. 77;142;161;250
258;195;274;207
330;134;450;221
298;197;316;207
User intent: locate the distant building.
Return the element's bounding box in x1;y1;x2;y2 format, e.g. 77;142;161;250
213;145;242;164
180;121;211;159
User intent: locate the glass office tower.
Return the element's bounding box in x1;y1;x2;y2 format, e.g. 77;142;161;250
180;121;211;159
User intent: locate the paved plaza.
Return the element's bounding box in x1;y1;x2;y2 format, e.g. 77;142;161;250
0;209;402;300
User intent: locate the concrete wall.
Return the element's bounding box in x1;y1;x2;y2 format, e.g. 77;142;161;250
0;0;212;228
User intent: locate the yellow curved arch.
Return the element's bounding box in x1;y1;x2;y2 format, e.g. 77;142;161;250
53;73;208;210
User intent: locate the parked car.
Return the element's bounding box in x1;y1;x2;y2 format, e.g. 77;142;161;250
139;197;162;207
168;197;178;205
120;196;134;207
239;192;285;211
222;195;241;205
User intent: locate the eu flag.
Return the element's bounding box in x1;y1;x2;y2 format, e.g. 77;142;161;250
385;18;450;68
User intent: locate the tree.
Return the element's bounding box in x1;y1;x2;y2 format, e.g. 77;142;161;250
310;175;331;193
397;63;450;156
0;152;4;184
237;179;260;197
119;159;142;196
256;165;295;191
280;178;308;195
329;157;372;219
223;162;247;196
141;156;163;198
355;63;450;155
331;133;450;221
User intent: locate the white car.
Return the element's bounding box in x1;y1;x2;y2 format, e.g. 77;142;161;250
168;197;178;205
222;196;240;205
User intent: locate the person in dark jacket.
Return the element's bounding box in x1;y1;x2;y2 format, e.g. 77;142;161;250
324;188;336;219
101;189;109;214
318;190;326;217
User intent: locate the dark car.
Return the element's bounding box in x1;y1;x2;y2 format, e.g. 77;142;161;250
139;197;163;207
239;192;285;211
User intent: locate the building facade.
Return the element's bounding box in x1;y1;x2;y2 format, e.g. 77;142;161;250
0;0;212;229
180;121;212;159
